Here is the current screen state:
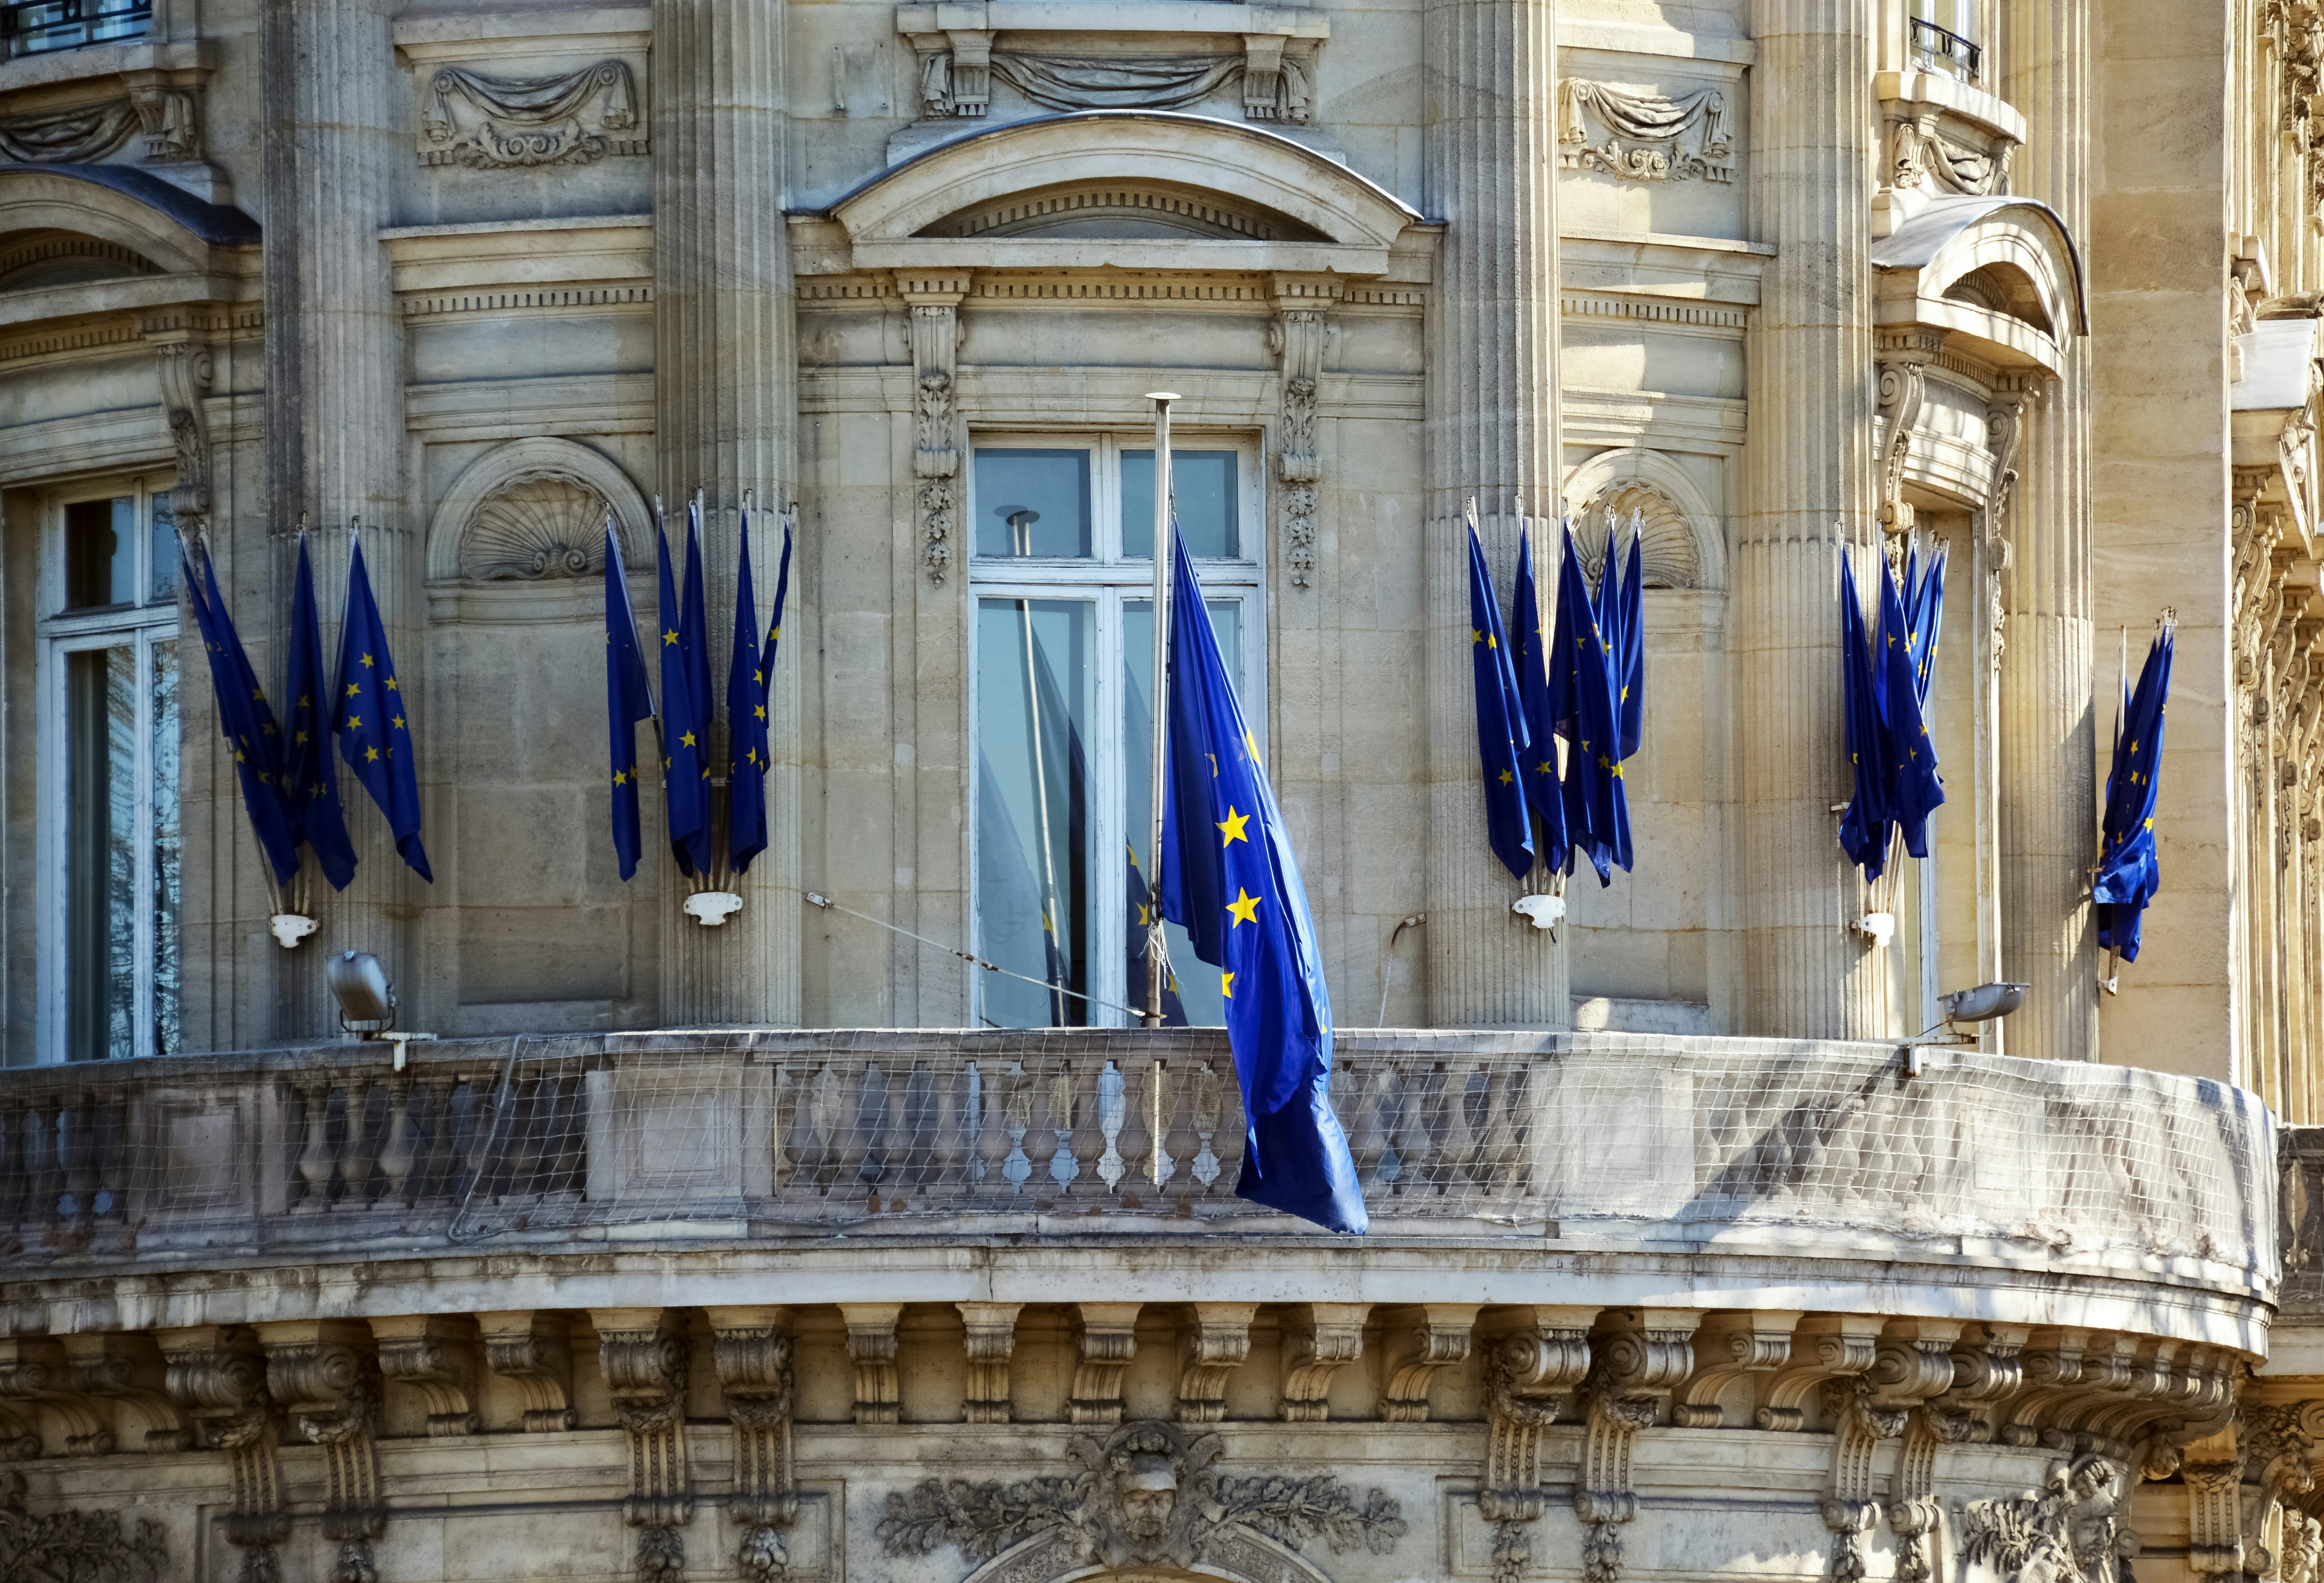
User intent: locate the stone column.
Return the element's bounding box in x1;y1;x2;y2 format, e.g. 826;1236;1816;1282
260;0;413;1041
1735;0;1886;1040
652;0;801;1026
1419;0;1566;1029
2000;0;2096;1061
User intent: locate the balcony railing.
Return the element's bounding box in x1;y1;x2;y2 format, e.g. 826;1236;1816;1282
1909;16;1982;85
0;1029;2275;1283
0;0;151;60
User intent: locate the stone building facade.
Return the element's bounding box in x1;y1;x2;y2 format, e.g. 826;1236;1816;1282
4;3;2324;1583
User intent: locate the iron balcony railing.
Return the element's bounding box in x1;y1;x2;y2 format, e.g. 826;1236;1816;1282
1910;15;1982;85
0;0;151;60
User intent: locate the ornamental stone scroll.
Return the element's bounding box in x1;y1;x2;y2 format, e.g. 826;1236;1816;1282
419;59;646;168
1558;79;1734;183
901;273;970;585
1270;276;1340;588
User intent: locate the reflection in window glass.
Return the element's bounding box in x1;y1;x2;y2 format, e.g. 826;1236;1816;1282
67;646;136;1060
150;639;180;1056
64;497;135;609
149;491;181;604
1121;450;1239;560
976;598;1094;1027
974;449;1093;559
1123;597;1243;1026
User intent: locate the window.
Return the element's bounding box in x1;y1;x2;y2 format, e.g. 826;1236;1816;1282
1908;0;1981;83
40;482;180;1061
0;0;153;59
968;434;1263;1029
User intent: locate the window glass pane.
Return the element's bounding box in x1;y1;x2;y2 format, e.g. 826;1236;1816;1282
974;449;1092;559
1123;597;1243;1027
976;598;1094;1027
63;497;135;609
149;491;181;604
1122;449;1240;560
150;638;180;1057
66;645;136;1060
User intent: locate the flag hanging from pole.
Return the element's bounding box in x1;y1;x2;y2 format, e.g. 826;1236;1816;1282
2095;618;2175;962
1466;507;1535;879
1837;550;1892;883
183;547;301;888
657;510;712;877
604;523;656;882
330;533;431;881
1509;519;1570;875
728;502;771;875
1550;517;1628;884
284;531;357;889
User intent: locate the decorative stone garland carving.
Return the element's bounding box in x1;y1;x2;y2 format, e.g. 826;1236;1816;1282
420;61;646;168
1573;1311;1696;1583
876;1418;1407;1572
910;37;1316;124
902;276;969;584
0;99;142;164
0;1468;169;1583
1480;1307;1595;1583
709;1309;798;1583
264;1323;386;1583
1961;1453;2138;1583
479;1311;577;1433
596;1308;694;1583
1557;80;1733;183
1888;110;2013;198
1381;1304;1478;1424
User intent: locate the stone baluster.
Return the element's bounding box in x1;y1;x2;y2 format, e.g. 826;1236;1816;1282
882;1061;916;1195
60;1088;100;1233
854;1063;889;1187
1020;1058;1058;1193
1116;1056;1152;1196
1068;1060;1106;1195
1438;1058;1480;1189
420;1072;458;1202
377;1075;418;1209
1345;1061;1388;1188
292;1078;334;1213
1050;1062;1087;1195
0;1096;24;1234
970;1061;1010;1194
1150;1059;1184;1194
1189;1062;1223;1190
93;1087;129;1223
932;1060;969;1198
462;1070;500;1202
337;1075;375;1211
799;1062;839;1194
1096;1059;1129;1191
1214;1068;1247;1186
27;1100;62;1230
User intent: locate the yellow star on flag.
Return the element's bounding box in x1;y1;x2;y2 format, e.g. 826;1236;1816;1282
1226;888;1260;926
1217;807;1250;846
1498;769;1513;785
613;770;628;786
680;731;697;748
361;653;375;668
1221;970;1235;999
345;682;361;697
664;629;679;645
392;715;406;730
365;747;380;762
345;715;361;729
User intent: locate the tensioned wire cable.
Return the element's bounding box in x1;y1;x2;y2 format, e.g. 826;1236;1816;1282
804;891;1148;1021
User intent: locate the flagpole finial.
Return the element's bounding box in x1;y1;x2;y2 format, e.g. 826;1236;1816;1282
653;493;664;520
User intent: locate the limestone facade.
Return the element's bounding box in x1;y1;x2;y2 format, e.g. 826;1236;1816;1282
8;2;2324;1583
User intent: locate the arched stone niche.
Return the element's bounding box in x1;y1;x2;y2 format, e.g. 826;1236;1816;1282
425;436;652;584
1560;446;1725;591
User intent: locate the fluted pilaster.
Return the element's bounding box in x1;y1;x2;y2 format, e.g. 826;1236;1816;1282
1737;0;1887;1039
261;0;414;1040
652;0;800;1026
2001;0;2095;1061
1420;0;1566;1028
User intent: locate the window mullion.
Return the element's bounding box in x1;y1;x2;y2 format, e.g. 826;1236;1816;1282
132;626;154;1058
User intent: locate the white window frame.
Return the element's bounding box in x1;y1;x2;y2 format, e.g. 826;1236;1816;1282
35;475;180;1063
964;431;1265;1028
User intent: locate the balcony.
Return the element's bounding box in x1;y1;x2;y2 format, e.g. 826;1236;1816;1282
0;0;151;60
0;1029;2275;1305
1908;15;1980;86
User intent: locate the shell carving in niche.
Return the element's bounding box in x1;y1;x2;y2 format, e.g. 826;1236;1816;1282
1567;482;1701;589
461;475;610;580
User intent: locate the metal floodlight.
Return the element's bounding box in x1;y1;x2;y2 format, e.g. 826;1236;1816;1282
327;951;396;1037
1941;982;2028;1027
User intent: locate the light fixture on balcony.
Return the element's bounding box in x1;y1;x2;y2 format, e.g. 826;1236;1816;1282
326;951;435;1068
1900;981;2028;1076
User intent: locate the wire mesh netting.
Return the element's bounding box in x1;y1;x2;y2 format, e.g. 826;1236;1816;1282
0;1029;2277;1279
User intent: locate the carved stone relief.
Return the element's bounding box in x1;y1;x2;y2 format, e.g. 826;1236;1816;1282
876;1418;1407;1577
908;33;1318;124
1984;384;2035;667
1888;109;2014;198
1876;331;1945;538
461;474;614;581
264;1323;386;1583
158;1325;285;1583
1271;281;1338;588
1566;483;1702;590
420;61;646;168
0;1469;168;1583
1960;1453;2137;1583
596;1308;694;1583
1557;80;1734;183
0;100;142;164
1481;1308;1595;1583
710;1309;799;1583
1573;1311;1696;1583
478;1311;576;1432
904;277;970;585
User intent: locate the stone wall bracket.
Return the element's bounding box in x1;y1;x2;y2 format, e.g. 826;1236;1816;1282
594;1308;695;1583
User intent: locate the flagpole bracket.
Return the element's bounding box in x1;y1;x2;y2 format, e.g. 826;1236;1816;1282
1852;912;1896;948
269;912;319;950
1512;894;1565;930
684;890;745;927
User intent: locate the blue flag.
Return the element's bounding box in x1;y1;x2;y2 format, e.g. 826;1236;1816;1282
681;498;714;787
1615;517;1645;764
2095;622;2175;962
1466;512;1534;879
657;513;712;877
331;535;431;881
283;532;357;890
1509;523;1569;875
1550;520;1628;885
1837;552;1892;883
184;549;301;888
728;504;771;875
1876;556;1944;858
1903;544;1946;709
605;524;656;882
1156;531;1364;1234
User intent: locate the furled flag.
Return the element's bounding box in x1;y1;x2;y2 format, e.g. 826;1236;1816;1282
728;502;771;874
283;531;357;890
1157;529;1365;1235
184;546;301;887
1876;553;1944;858
1549;517;1628;884
1466;505;1534;879
1123;635;1189;1026
657;508;713;877
604;521;657;882
1903;543;1947;708
2094;617;2176;963
1837;551;1892;883
331;532;431;881
1508;517;1569;875
1614;511;1646;764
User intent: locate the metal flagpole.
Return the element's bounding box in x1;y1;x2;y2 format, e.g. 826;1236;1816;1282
1005;507;1071;1027
1142;391;1180;1027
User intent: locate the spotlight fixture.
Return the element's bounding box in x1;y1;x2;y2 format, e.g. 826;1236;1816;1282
325;951;436;1068
1899;981;2029;1076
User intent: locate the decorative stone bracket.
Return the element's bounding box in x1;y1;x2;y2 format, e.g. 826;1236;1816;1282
478;1310;577;1432
419;59;646;168
153;337;217;533
373;1313;480;1437
841;1303;903;1426
1572;1310;1697;1583
1669;1310;1800;1429
1381;1304;1478;1423
158;1325;284;1583
1823;1320;1961;1583
261;1320;386;1583
959;1302;1023;1424
1876;330;1946;538
1177;1303;1256;1424
1480;1305;1596;1583
1072;1302;1141;1426
1280;1303;1367;1423
709;1307;799;1583
1558;79;1733;183
1270;275;1340;589
900;273;970;585
594;1308;695;1583
1983;380;2038;666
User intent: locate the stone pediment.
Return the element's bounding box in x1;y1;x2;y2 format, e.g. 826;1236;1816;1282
1870;195;2085;376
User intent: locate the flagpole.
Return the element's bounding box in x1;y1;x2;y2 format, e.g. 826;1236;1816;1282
172;515;292;914
1142;390;1180;1028
1003;506;1071;1028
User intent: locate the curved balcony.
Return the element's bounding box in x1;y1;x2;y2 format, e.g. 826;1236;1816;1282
0;1030;2276;1344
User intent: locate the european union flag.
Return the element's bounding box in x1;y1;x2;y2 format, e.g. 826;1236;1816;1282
681;497;714;790
1466;507;1534;879
1156;530;1365;1234
184;547;301;888
1837;552;1892;883
2095;620;2175;962
284;532;357;890
1613;514;1645;764
657;510;712;877
331;534;431;881
1876;554;1944;858
604;523;656;882
728;502;771;875
1549;518;1628;885
1126;844;1189;1026
1903;543;1946;708
1509;521;1569;875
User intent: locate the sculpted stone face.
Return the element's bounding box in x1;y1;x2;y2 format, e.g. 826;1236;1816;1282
1118;1452;1180;1545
